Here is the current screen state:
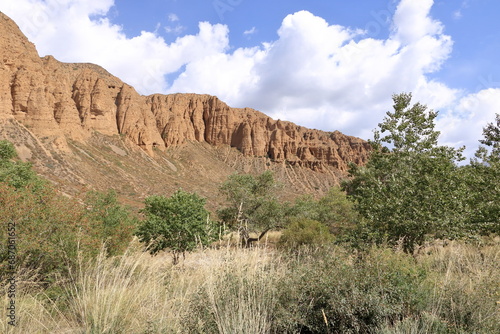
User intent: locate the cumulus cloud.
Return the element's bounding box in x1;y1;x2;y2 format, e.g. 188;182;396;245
0;0;228;93
0;0;497;158
437;89;500;158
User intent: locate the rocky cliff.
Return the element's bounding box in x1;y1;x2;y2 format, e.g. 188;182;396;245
0;12;373;205
0;12;370;172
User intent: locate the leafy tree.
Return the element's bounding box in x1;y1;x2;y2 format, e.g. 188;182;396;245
217;171;285;246
478;113;500;160
465;113;500;234
136;190;216;263
344;93;467;252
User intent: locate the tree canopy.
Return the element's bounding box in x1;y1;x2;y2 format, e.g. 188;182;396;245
343;93;467;252
136;190;217;263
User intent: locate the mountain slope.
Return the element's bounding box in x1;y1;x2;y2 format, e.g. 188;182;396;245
0;12;371;206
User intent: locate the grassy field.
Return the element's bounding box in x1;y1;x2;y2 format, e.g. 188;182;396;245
1;239;499;333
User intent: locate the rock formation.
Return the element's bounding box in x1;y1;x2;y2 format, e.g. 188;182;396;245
0;11;370;177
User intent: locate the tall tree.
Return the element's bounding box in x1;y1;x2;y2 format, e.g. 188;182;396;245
344;93;466;252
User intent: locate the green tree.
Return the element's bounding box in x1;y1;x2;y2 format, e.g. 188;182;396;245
478;113;500;160
344;93;467;252
136;190;216;263
465;113;500;234
217;171;285;246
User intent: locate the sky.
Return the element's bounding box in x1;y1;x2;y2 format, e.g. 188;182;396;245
1;0;499;159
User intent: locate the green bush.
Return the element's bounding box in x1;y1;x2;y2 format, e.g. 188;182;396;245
289;187;359;235
0;184;138;284
0;140;45;191
278;219;333;249
274;246;430;333
0;140;16;160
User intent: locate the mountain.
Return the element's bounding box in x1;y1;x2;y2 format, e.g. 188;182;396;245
0;12;371;207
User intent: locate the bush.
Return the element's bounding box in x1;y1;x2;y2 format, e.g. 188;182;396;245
0;184;138;284
274;246;430;333
278;219;333;249
289;187;359;235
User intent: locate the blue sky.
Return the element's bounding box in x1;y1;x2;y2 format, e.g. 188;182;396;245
107;0;500;94
1;0;499;159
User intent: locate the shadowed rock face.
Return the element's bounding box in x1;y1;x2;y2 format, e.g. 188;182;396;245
0;11;370;174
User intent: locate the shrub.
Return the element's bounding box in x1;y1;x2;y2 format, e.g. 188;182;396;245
0;183;85;282
0;141;138;283
274;246;430;333
278;219;333;249
289;187;359;235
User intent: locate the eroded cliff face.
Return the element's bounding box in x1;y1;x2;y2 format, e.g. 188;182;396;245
0;12;370;173
147;94;370;171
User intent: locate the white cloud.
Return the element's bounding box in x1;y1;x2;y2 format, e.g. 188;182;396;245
164;24;186;35
243;27;256;35
0;0;229;94
453;0;469;20
165;13;185;34
0;0;496;158
453;10;463;20
437;89;500;159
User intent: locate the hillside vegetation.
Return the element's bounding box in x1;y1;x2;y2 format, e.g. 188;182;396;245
0;93;499;333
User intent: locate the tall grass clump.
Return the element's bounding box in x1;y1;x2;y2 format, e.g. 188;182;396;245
185;245;285;334
64;242;197;333
421;241;500;333
0;266;72;334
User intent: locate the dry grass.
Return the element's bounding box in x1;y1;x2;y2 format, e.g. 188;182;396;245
1;240;498;333
1;242;282;333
